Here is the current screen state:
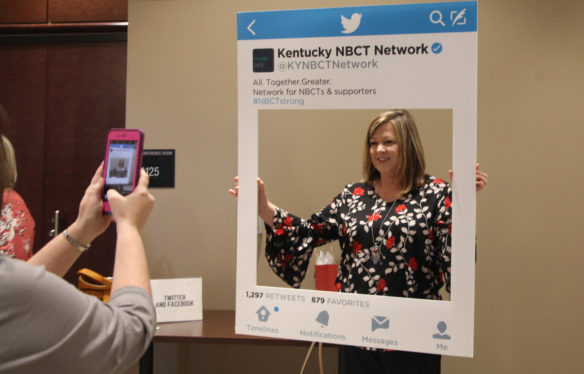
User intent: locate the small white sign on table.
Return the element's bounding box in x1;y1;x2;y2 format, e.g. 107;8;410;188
150;278;203;323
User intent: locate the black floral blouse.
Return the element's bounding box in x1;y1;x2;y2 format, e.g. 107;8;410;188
265;175;452;300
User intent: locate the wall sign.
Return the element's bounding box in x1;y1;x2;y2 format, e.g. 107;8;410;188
142;149;175;188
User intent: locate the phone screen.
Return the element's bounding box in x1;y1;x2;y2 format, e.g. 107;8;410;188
105;140;138;195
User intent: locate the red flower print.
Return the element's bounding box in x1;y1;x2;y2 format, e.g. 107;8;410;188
351;241;362;254
428;230;435;240
353;186;365;196
396;204;407;213
336;282;341;290
408;257;419;271
315;239;326;246
444;197;452;209
385;237;395;248
284;216;293;227
312;223;323;233
434;178;445;185
275;224;285;236
367;211;382;222
437;220;452;233
376;278;386;292
278;253;294;272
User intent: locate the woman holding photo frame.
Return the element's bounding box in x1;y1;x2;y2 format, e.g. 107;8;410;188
230;109;487;373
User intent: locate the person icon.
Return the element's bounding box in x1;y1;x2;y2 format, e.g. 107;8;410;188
432;321;451;340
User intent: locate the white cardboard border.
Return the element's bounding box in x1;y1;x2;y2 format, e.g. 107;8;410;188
236;24;476;357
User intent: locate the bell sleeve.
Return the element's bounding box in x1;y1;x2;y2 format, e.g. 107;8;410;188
264;192;344;288
434;184;452;294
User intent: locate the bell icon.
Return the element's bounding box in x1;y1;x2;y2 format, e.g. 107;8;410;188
315;310;329;327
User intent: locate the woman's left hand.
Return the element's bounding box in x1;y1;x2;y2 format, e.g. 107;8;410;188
448;163;488;192
475;163;488;192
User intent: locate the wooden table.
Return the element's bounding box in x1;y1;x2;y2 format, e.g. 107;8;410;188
139;309;308;373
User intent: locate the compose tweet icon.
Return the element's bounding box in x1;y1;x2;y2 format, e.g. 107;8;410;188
341;13;362;34
371;316;390;331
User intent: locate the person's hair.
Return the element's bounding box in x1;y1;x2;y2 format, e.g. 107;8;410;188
2;135;17;188
362;109;426;196
0;104;11;202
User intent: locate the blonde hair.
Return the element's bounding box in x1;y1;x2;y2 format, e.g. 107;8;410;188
0;105;12;200
363;110;426;196
2;135;17;188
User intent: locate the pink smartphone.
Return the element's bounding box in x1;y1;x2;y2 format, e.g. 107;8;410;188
102;128;145;214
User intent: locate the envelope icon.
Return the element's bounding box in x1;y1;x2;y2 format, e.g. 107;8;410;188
371;316;390;331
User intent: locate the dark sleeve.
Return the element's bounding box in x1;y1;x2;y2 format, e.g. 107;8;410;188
433;184;452;294
264;191;345;288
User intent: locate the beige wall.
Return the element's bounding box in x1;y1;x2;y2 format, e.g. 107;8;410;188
126;0;584;373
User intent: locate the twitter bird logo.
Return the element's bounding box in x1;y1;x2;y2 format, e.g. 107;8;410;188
341;13;362;34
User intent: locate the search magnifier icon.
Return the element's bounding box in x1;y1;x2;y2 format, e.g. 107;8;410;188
430;10;445;26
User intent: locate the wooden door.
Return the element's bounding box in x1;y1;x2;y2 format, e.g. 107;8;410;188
0;39;127;283
0;43;46;235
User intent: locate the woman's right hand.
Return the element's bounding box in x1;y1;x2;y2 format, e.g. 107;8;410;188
229;176;276;227
107;169;155;231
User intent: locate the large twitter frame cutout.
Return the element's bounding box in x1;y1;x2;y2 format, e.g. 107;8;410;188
236;2;477;357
